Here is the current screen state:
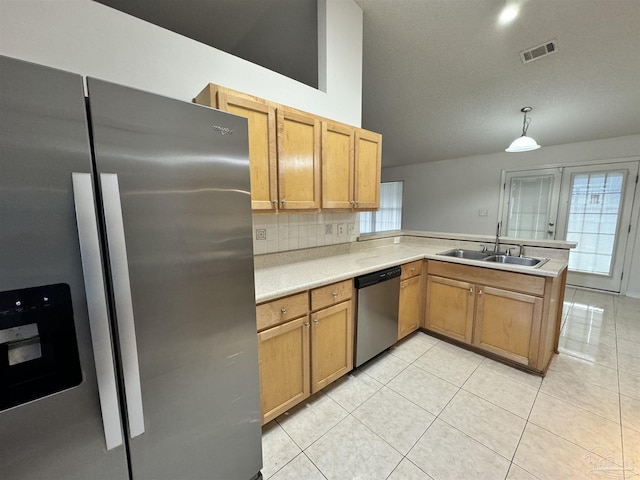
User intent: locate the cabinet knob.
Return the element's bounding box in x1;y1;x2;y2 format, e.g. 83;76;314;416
313;318;319;324
410;267;415;272
281;199;287;206
401;285;406;289
272;199;278;205
355;200;360;205
478;289;483;296
350;200;355;205
304;322;310;328
332;292;338;298
280;308;287;315
469;287;473;294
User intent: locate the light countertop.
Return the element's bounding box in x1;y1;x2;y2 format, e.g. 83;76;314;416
254;233;570;303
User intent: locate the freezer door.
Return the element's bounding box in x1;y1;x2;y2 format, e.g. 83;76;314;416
87;78;263;479
0;57;128;479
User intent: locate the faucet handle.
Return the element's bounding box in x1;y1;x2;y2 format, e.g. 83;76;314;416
506;248;512;256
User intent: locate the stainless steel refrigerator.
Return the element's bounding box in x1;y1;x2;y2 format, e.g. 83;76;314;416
0;55;263;480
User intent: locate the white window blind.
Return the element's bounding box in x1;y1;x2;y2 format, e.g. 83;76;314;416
360;182;403;234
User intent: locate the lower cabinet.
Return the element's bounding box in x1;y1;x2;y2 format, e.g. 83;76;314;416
425;275;474;343
473;286;543;366
258;317;310;424
256;279;354;424
425;260;563;373
310;300;353;393
398;261;424;340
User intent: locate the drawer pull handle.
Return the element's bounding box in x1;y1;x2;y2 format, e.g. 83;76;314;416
281;308;287;315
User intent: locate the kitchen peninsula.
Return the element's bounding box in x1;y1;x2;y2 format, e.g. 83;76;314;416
253;231;573;423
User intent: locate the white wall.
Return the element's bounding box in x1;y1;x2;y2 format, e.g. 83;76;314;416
383;134;640;295
0;0;363;126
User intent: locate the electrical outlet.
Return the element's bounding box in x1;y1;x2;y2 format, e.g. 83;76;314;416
347;224;355;235
479;209;489;217
338;224;345;236
255;228;266;240
393;237;400;244
325;224;333;234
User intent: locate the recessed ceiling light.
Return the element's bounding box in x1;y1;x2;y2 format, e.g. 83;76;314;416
499;5;519;24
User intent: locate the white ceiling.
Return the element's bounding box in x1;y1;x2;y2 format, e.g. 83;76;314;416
354;0;640;167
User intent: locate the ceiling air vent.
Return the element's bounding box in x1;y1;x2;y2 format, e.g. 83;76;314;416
520;39;558;64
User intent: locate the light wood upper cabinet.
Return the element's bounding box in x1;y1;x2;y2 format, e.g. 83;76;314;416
354;129;382;209
322;122;354;209
321;123;381;210
194;85;278;211
277;108;321;210
196;83;382;212
258;316;310;424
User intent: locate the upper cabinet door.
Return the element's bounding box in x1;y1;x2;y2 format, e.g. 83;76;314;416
354;129;382;209
217;91;278;211
321;121;354;209
277;108;321;210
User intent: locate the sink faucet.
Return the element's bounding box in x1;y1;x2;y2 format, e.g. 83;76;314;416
494;221;501;253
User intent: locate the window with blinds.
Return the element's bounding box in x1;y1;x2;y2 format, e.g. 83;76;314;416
360;182;403;234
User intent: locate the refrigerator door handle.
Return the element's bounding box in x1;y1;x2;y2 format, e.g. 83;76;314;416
71;173;124;451
100;173;146;439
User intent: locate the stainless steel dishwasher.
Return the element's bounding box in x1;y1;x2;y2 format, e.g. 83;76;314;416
354;265;402;367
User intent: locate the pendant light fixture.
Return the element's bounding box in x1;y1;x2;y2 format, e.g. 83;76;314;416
505;106;541;152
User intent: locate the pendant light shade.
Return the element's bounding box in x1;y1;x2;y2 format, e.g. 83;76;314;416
506;107;541;152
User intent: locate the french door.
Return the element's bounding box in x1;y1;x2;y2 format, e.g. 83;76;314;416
501;162;639;292
557;162;638;291
502;168;562;240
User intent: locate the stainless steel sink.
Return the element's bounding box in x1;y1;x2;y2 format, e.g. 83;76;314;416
437;249;491;260
436;249;549;268
483;255;549;268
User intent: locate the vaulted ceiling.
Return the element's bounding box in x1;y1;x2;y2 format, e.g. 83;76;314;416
355;0;640;166
93;0;640;168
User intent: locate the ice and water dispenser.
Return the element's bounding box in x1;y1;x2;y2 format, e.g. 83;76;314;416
0;283;82;411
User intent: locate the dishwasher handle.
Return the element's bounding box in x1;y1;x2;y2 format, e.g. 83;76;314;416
354;266;402;289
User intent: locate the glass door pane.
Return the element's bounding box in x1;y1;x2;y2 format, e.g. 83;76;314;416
501;168;562;240
558;162;639;292
566;172;623;275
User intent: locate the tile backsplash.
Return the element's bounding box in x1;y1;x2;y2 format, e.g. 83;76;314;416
252;213;360;254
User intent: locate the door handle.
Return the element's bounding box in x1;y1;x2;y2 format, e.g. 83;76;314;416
72;173;123;451
100;173;145;439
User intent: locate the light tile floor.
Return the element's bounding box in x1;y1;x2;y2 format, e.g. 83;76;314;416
261;288;640;479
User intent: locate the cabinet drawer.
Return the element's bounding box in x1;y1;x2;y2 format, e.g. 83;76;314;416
401;260;422;280
256;292;309;331
311;279;353;311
